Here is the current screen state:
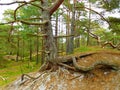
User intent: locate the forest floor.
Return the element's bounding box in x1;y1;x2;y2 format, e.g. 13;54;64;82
2;47;120;90
0;61;40;88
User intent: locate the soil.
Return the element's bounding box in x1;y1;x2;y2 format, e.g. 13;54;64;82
3;51;120;90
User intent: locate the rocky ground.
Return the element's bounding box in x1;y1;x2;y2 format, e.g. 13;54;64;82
3;51;120;90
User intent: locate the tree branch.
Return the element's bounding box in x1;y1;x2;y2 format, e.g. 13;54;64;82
20;20;49;25
102;41;120;49
84;29;101;44
76;6;110;26
0;20;49;26
14;2;46;20
0;0;40;5
0;1;27;5
49;0;64;15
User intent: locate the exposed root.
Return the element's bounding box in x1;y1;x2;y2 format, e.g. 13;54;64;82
20;67;54;86
79;53;96;58
58;63;76;71
4;51;120;90
53;52;120;72
20;52;120;86
21;71;46;81
56;52;96;63
38;53;96;72
72;56;120;72
39;61;49;72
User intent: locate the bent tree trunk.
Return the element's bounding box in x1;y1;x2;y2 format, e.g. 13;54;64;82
41;0;64;63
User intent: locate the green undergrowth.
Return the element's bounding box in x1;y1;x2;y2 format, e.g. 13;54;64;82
74;46;119;53
0;61;40;87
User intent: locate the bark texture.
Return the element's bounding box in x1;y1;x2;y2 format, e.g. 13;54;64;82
41;0;64;62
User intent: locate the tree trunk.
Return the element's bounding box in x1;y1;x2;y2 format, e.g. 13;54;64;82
55;13;58;54
66;1;75;54
69;0;75;54
75;36;80;48
36;29;39;64
87;0;91;46
38;0;64;65
29;38;32;62
41;1;57;63
22;39;24;61
66;10;70;54
16;35;20;62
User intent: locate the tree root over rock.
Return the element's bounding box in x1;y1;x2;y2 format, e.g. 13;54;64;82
21;52;120;82
21;66;53;84
72;57;120;71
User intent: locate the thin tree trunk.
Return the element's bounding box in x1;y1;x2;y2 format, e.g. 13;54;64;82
66;10;70;54
41;38;44;64
87;0;91;46
29;38;32;62
16;35;20;62
75;11;80;48
68;0;76;54
22;39;24;61
36;29;39;64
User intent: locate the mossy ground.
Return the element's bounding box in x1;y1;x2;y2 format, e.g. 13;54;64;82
0;61;40;88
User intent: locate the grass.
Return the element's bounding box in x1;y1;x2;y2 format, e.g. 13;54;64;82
74;46;100;54
74;46;119;53
0;60;40;87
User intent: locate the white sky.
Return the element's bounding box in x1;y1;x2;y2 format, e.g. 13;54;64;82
0;0;120;21
0;0;18;20
0;0;29;20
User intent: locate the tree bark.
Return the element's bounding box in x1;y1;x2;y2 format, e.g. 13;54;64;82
66;0;75;54
41;0;64;63
87;0;91;46
16;35;20;62
55;13;58;53
29;38;32;62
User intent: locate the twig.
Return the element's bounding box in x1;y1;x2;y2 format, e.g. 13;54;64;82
0;76;6;81
69;75;81;80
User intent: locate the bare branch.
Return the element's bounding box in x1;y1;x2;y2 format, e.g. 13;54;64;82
0;1;27;5
0;21;15;25
0;17;43;25
102;41;118;48
49;0;64;15
54;34;74;38
14;2;46;20
0;0;39;5
20;20;49;25
14;3;25;20
0;20;49;26
19;17;43;21
76;6;110;26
